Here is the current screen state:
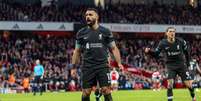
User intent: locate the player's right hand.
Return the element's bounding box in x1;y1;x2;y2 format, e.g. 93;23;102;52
145;48;151;53
71;68;77;77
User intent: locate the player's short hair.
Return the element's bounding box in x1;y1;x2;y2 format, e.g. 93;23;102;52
166;27;176;32
85;8;99;16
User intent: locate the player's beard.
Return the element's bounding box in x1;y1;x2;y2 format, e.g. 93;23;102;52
167;36;175;43
170;35;175;41
87;18;96;27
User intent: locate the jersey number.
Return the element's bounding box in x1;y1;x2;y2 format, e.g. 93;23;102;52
107;73;111;83
190;64;194;70
186;72;191;79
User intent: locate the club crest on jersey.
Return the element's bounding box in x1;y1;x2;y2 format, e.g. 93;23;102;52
177;45;180;50
86;43;90;49
99;34;102;40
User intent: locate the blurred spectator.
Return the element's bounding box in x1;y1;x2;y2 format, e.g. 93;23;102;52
1;1;201;25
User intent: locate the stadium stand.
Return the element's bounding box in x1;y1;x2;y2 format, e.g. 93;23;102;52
1;0;201;24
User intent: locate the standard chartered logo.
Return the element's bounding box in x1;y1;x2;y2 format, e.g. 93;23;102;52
168;51;180;56
90;43;103;48
86;43;103;49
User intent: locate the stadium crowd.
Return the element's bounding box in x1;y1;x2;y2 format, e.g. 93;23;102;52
1;0;201;24
0;32;201;93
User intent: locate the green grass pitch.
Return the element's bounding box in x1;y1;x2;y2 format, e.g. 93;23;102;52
0;89;200;101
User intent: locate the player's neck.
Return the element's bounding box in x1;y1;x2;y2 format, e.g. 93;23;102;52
167;37;175;43
90;23;99;30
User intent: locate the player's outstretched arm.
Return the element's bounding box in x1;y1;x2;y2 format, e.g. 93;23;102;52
182;40;190;67
110;42;124;70
72;48;81;66
71;48;80;77
71;40;81;72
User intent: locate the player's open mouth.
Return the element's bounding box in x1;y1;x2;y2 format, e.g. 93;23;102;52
87;19;91;22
